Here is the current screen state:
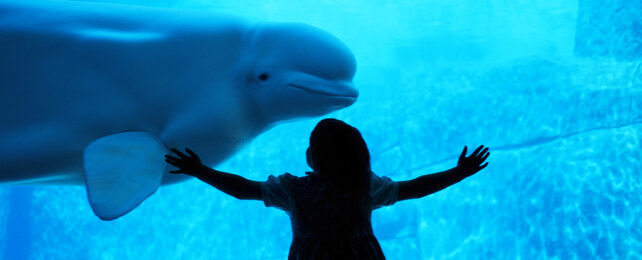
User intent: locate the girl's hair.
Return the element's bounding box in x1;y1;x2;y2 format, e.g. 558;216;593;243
308;119;371;198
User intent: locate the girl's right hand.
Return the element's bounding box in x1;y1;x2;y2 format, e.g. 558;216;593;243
457;145;490;177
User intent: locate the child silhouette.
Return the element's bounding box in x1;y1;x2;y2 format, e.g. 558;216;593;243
165;118;489;259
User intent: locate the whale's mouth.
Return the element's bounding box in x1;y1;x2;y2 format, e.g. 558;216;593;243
287;82;357;99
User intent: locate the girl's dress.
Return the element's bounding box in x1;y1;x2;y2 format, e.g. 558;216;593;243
261;172;398;260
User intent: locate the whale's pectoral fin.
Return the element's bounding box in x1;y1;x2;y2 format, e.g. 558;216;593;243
83;131;166;221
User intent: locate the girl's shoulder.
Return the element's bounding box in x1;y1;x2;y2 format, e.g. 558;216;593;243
268;172;298;182
267;172;317;191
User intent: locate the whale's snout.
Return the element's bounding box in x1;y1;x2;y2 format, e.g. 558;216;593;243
246;22;359;121
335;81;358;99
276;23;358;101
286;71;357;97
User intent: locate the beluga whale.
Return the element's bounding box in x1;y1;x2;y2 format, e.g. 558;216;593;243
0;1;358;220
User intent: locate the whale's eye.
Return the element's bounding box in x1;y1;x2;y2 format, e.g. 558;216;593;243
258;73;269;81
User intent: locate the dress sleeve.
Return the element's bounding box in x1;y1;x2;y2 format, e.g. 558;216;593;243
261;173;297;212
370;173;399;209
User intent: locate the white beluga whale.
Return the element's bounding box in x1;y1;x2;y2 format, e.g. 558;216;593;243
0;1;357;220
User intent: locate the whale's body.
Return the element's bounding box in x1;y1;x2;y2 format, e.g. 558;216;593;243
0;1;357;220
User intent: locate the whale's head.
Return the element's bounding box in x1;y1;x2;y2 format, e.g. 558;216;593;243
239;22;357;124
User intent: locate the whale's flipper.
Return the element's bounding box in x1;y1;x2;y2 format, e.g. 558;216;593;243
83;132;167;221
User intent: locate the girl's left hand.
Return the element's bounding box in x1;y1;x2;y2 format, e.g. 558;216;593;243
165;148;203;175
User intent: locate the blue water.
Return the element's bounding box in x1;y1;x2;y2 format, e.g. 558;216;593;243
1;0;641;259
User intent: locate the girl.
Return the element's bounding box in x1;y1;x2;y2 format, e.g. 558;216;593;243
165;118;489;259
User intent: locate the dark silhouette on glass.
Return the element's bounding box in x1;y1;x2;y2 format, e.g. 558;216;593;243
165;118;490;259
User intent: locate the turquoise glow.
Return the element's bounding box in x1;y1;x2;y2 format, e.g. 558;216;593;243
75;29;165;42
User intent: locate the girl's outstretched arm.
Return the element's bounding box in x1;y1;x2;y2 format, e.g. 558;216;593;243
397;145;489;201
165;148;263;200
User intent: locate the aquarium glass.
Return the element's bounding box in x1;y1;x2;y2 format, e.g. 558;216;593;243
1;0;641;259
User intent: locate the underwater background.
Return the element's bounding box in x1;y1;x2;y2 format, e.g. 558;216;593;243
1;0;641;259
